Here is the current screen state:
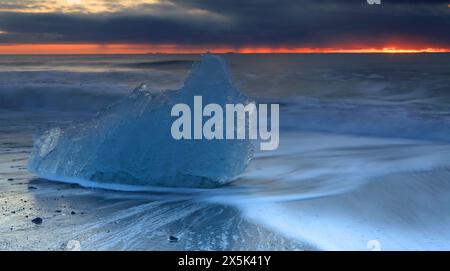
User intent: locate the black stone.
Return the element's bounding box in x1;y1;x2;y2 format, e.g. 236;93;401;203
31;217;43;224
168;235;179;242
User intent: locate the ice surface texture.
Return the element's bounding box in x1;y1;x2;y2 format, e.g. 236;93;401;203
28;54;254;188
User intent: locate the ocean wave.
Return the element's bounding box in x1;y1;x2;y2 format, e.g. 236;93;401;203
255;96;450;143
0;84;125;112
204;132;450;250
0;70;187;112
123;60;194;69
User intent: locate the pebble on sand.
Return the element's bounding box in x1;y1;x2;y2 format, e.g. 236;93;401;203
31;217;43;224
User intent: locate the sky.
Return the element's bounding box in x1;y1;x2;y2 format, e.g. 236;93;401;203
0;0;449;53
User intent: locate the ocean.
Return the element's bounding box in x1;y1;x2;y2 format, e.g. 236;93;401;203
1;53;450;250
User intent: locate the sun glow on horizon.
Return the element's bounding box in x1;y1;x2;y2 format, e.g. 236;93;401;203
0;43;449;54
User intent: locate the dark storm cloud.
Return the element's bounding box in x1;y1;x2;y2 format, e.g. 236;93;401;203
0;0;449;47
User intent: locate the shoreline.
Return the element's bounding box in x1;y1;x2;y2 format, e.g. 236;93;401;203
0;150;312;251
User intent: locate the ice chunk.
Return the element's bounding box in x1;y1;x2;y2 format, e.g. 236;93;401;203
28;54;254;188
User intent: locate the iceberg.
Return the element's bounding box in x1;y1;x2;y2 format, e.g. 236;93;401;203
28;54;254;188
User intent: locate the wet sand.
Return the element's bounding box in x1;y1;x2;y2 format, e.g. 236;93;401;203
0;142;312;250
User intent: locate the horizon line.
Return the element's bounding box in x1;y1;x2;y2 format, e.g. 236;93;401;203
0;44;450;54
2;52;450;55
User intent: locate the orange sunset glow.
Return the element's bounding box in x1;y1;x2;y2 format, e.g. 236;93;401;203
0;1;448;55
0;44;449;54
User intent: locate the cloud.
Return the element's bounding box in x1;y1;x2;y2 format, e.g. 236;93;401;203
0;0;448;48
